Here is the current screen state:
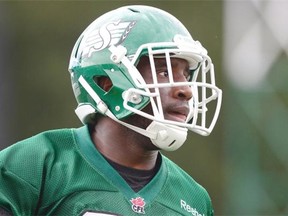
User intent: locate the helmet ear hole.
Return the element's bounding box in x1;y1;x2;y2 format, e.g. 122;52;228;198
93;76;113;92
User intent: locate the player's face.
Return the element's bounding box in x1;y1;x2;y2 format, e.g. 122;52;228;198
137;56;192;123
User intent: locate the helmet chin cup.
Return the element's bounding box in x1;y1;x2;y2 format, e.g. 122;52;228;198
146;121;188;151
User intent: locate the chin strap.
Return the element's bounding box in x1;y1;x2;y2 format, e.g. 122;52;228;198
114;119;187;151
76;75;187;151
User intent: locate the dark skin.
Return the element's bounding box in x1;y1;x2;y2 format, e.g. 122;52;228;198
91;56;192;170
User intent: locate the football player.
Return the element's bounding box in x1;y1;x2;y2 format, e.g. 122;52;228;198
0;5;222;215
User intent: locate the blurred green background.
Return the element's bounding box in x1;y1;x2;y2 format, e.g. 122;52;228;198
0;1;287;215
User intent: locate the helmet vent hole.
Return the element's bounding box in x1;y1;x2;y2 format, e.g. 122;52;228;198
128;8;140;13
93;76;113;92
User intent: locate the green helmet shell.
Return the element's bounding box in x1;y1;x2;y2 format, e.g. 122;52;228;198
68;5;223;149
69;5;194;121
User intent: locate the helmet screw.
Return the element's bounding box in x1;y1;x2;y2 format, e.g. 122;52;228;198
112;55;117;61
131;93;142;104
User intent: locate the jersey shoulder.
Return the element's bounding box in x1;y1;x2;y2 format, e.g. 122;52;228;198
159;155;214;216
162;155;207;192
0;127;75;165
0;127;78;215
0;127;77;187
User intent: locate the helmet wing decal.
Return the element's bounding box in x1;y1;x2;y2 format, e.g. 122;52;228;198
80;20;137;58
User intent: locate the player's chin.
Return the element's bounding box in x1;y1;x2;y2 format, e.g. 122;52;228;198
123;113;152;129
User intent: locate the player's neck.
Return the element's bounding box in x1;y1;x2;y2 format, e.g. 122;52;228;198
90;117;159;170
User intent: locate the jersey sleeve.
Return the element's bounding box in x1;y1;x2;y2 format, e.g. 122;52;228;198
0;140;42;215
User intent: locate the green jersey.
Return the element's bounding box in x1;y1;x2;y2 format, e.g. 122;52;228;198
0;126;214;216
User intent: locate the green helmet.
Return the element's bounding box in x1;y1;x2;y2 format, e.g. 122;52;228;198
68;5;222;151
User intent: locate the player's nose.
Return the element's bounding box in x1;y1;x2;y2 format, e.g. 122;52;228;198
172;85;193;101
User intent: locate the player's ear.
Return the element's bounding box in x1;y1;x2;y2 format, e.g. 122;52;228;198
94;76;112;92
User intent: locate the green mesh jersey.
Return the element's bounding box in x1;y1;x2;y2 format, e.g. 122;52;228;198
0;126;214;216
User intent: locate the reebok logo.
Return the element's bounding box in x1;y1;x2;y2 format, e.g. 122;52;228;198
180;199;204;216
